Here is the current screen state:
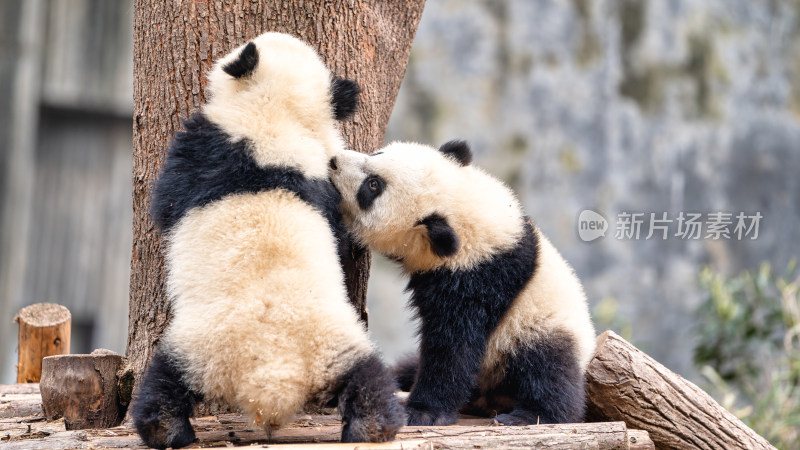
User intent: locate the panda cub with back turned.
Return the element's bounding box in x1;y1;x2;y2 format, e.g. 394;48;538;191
328;141;596;426
131;33;402;449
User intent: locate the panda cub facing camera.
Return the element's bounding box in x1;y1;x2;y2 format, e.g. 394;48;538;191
329;141;596;426
131;33;402;449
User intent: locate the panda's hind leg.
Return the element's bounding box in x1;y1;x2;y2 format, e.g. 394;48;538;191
391;353;419;392
132;349;200;449
338;354;404;443
492;330;586;425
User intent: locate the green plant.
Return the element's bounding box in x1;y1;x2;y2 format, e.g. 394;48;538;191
592;296;634;343
695;261;800;448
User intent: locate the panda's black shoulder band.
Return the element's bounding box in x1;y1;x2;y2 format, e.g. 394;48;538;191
150;114;345;239
408;218;538;328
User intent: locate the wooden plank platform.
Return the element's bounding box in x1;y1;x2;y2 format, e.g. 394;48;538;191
1;384;653;449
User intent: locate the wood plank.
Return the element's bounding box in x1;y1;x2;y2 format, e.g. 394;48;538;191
0;413;636;449
0;393;42;419
0;385;646;449
0;385;42;420
0;384;41;396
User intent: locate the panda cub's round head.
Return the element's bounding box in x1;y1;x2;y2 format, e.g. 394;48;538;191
203;32;359;178
329;141;525;273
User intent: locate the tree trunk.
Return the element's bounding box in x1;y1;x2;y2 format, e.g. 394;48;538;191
128;1;426;380
585;331;774;450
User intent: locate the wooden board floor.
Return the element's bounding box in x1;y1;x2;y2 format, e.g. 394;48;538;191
1;384;652;449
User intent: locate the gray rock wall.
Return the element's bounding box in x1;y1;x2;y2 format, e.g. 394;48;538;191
368;0;800;378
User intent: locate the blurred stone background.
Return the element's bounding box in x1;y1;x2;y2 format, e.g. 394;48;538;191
1;0;799;383
371;0;800;379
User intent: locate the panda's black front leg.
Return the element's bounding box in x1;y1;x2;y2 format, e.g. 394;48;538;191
132;348;200;449
405;315;488;426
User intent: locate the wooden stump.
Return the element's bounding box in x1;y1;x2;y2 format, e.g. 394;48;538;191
15;303;71;383
40;350;126;430
585;330;775;450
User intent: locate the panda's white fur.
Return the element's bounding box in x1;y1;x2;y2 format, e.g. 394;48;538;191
132;33;402;449
203;33;344;178
163;192;371;423
336;142;523;273
329;141;595;425
482;234;596;380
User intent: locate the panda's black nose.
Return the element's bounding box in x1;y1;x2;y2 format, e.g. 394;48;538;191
329;157;338;171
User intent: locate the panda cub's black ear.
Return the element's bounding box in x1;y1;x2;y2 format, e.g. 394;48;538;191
223;41;259;79
419;214;460;258
331;77;360;120
438;140;472;166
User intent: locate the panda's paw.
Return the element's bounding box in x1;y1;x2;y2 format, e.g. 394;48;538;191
338;354;405;442
491;410;540;426
405;405;458;426
135;415;196;449
340;407;404;443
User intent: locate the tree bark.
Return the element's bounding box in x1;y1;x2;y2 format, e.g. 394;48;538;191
128;1;426;379
15;303;71;383
585;331;774;450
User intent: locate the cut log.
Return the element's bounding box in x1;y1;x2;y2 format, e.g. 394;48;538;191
14;303;71;383
39;350;126;430
585;330;775;450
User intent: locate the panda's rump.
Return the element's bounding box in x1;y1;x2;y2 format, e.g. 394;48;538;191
163;190;372;424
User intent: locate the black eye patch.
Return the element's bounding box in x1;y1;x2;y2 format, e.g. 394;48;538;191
356;175;386;210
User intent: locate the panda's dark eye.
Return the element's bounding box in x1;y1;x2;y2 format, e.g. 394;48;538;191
357;175;386;210
368;178;380;192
